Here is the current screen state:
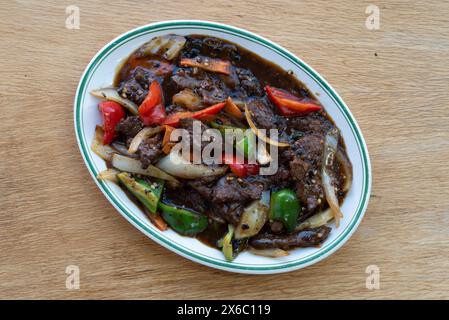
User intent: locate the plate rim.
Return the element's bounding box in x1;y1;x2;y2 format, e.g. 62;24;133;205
74;20;372;274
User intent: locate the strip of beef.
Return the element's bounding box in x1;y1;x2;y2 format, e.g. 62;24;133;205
288;134;325;214
118;65;174;105
211;202;244;226
212;175;264;203
115;116;144;142
118;68;150;105
163;186;208;214
182;36;240;60
235;67;262;96
138;133;163;169
266;164;292;189
286;111;334;136
249;226;331;250
188;175;221;199
189;174;264;225
171;67;228;105
246;98;286;130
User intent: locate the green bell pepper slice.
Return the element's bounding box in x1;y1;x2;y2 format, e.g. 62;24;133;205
117;172;164;214
270;189;301;232
158;202;208;236
221;224;234;261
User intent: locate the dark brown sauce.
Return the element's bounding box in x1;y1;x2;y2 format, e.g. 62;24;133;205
113;34;350;250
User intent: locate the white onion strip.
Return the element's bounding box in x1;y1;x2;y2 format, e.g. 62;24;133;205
91;126;116;161
155;152;228;179
322;129;344;228
128;126;163;154
111;153;179;186
90;87;139;115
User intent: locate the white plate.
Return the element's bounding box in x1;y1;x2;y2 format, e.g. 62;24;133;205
74;20;372;274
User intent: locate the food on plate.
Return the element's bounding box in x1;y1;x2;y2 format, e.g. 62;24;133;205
90;34;352;261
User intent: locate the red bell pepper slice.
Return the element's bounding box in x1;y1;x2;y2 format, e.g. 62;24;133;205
163;102;226;127
163;111;193;127
192;102;226;121
138;80;166;126
98;101;125;145
223;154;259;178
265;86;321;116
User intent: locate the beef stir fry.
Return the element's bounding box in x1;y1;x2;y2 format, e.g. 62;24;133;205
91;34;352;260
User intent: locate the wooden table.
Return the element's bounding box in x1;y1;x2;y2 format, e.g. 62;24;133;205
1;0;448;299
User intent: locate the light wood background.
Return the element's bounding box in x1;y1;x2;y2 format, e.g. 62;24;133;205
1;0;448;299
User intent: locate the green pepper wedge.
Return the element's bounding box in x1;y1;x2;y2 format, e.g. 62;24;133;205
117;172;164;214
158;202;208;236
221;224;234;261
270;189;301;232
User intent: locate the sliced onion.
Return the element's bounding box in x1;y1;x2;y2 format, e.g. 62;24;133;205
155;152;228;179
234;193;269;240
295;209;333;231
90;87;139;115
111;142;139;158
128;126;163;154
322;128;344;228
249;247;289;258
138;35;186;60
91;126;117;161
111;153;179;186
244;104;290;148
172;89;203;110
97;168;120;183
336;148;353;192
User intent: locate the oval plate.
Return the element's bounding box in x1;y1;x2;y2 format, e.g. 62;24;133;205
74;20;372;274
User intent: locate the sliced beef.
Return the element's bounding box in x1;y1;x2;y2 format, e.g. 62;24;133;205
246;98;286;130
211;175;264;203
266;164;291;189
188;175;221;199
171;67;228;106
211;201;244;226
289;134;325;213
235;67;262;96
249;226;331;250
171;67;209;90
286;112;334;136
182;36;240;61
117;78;147;105
115;116;144;140
189;174;264;225
138;133;163;168
163;186;208;214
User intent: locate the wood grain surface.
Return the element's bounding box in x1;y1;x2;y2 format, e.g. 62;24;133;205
1;0;448;299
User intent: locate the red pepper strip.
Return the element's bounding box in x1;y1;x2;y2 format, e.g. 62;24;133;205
265;86;321;116
138;80;166;126
98;101;125;145
163;111;194;127
163;102;226;127
223;154;259;178
192;102;226;121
